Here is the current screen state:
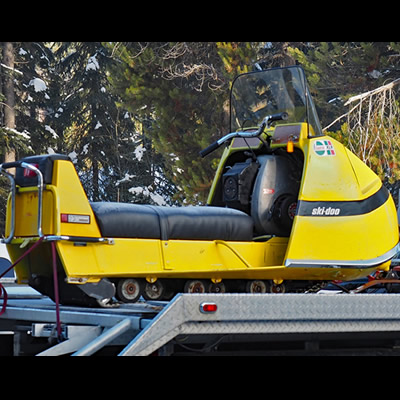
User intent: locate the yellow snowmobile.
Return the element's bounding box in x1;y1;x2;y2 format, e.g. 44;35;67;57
1;65;399;306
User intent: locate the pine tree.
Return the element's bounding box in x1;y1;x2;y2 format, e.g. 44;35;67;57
1;42;16;164
110;42;259;204
0;42;60;159
51;42;175;205
0;42;57;231
15;42;58;155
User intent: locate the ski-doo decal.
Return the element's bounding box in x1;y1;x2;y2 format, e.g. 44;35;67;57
297;185;389;217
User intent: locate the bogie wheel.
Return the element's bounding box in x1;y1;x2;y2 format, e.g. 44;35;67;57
161;280;176;300
208;281;226;293
143;280;165;301
116;278;143;303
184;280;207;293
270;281;286;293
246;280;268;293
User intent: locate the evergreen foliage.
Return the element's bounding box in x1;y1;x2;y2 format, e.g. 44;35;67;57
1;41;400;233
108;42;258;203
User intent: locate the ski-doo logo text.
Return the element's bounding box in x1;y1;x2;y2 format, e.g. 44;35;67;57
311;206;341;216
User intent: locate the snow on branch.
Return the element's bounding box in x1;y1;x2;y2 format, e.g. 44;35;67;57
0;63;23;76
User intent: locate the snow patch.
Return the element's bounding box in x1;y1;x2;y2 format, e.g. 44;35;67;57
81;143;90;155
116;173;135;186
45;125;58;139
368;69;383;79
134;144;146;161
128;186;147;196
68;151;78;164
29;77;47;92
1;63;23;76
149;192;167;206
5;127;30;140
55;107;63;118
86;54;99;71
128;186;167;206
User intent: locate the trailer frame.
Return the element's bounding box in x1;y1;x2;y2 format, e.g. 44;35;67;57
2;288;400;355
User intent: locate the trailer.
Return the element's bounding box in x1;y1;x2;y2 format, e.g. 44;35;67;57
3;287;400;356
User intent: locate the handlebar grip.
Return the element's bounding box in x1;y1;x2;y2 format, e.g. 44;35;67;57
1;161;22;170
199;141;220;158
269;112;289;122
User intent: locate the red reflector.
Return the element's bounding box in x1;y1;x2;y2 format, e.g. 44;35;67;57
200;302;218;313
23;164;39;178
61;214;90;224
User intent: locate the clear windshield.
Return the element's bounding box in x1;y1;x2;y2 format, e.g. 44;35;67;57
230;65;323;137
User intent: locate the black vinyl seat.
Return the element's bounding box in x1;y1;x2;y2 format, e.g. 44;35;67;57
90;202;254;242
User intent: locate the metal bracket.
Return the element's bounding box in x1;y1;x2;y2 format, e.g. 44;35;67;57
0;162;44;244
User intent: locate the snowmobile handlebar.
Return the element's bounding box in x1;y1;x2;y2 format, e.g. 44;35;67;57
200;112;288;158
199;141;222;158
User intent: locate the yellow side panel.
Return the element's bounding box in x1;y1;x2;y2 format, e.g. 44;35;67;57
56;237;289;281
52;160;102;237
263;237;289;266
6;243;30;283
56;242;102;278
7;241;54;283
301;137;365;201
12;190;54;237
345;149;382;197
6;160;102;239
288;199;398;263
56;238;163;279
158;238;288;279
287;135;399;271
163;241;265;273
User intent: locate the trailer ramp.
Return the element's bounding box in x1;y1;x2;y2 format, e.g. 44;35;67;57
119;292;400;356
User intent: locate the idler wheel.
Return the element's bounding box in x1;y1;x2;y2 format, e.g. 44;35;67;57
270;281;286;293
116;278;143;303
246;280;268;293
208;281;226;293
143;280;165;301
184;280;207;293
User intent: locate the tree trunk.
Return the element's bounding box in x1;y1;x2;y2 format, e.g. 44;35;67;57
3;42;16;164
92;159;99;201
